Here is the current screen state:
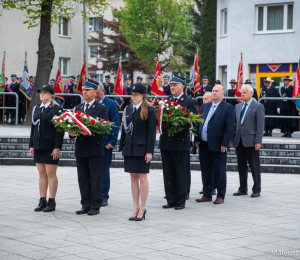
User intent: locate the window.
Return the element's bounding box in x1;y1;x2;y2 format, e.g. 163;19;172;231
256;3;293;33
59;18;68;36
221;9;227;37
89;46;99;59
89;17;103;32
59;58;68;76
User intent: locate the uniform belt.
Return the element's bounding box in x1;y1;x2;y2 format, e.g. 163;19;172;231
200;140;208;146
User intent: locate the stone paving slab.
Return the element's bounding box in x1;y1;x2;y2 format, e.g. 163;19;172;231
0;166;300;259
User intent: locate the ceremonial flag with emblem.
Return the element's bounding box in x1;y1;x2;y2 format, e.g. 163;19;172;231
235;53;243;103
113;63;123;108
292;59;300;114
54;67;65;107
76;62;86;94
20;52;32;100
0;52;5;92
192;54;201;94
151;61;165;96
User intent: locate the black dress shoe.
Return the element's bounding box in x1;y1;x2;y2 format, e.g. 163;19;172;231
88;209;100;215
251;193;260;198
199;190;204;194
162;204;175;209
76;208;90;214
233;191;248;196
263;132;269;136
135;209;146;221
101;198;108;207
212;189;216;195
287;132;292;138
174;204;185;210
186;194;189;200
43;198;56;212
282;133;288;137
268;132;272;137
34;197;47;212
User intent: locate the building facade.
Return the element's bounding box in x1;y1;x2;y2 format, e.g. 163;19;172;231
216;0;299;97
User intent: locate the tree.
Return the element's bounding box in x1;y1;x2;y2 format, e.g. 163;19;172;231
0;0;107;125
114;0;194;74
89;12;147;81
199;0;216;85
182;0;204;70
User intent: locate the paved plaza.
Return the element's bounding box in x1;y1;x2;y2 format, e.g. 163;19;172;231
0;165;299;260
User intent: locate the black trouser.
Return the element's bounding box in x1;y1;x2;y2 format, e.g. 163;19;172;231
199;141;227;199
161;149;188;206
236;140;261;193
281;109;291;132
76;156;103;210
187;151;191;195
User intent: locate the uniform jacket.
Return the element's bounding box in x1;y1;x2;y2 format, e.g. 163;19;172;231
101;96;120;147
195;85;212;107
29;104;64;150
226;88;238;107
71;101;109;157
119;104;156;156
123;85;132;107
103;82;115;95
163;84;171;96
159;93;198;152
5;81;20;105
278;85;293;111
195;100;235;152
233;99;265;147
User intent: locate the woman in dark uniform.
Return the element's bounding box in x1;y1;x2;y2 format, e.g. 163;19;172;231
29;84;64;212
119;83;156;221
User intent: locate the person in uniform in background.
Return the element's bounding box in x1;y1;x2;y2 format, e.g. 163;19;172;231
195;76;212;108
278;76;293;137
214;79;221;86
244;79;258;101
114;76;117;84
0;77;7;124
29;76;36;86
146;76;154;95
136;76;143;84
76;75;80;85
49;79;55;87
18;77;26;124
119;83;156;221
5;74;20;124
122;77;132;108
160;76;197;210
103;75;115;97
260;77;280;136
63;75;77;109
162;75;171;96
95;83;120;207
90;74;97;81
226;79;238;107
29;84;64;212
18;77;22;84
69;79;109;216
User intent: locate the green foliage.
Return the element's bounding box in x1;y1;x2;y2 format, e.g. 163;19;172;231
0;0;108;28
114;0;194;73
199;0;217;85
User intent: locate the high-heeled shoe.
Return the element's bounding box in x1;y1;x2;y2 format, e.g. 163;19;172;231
43;198;56;212
34;197;47;212
128;209;139;221
135;209;146;221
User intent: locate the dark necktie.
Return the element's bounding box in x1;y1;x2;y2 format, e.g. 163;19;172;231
133;107;137;114
41;107;45;113
240;103;248;121
85;104;89;112
174;98;178;102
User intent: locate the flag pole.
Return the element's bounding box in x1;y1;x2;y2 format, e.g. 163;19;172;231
25;51;28;116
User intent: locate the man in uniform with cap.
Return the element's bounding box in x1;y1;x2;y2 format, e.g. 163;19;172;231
18;77;26;124
69;79;109;216
160;75;197;210
162;75;171;96
63;75;78;109
226;79;238;107
278;76;294;137
146;76;154;95
136;76;143;84
103;75;115;97
244;79;258;101
260;77;280;136
49;79;55;87
5;74;21;124
195;76;212;108
122;77;132;108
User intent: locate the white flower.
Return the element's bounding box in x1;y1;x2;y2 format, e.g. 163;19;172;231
84;115;88;119
159;101;163;104
166;108;169;110
67;124;71;128
164;100;167;102
177;105;180;108
175;106;178;109
165;104;169;107
190;112;193;115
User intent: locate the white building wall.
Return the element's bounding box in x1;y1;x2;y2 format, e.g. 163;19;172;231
216;0;300;90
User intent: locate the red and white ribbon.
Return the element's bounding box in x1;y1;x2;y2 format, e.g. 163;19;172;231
63;111;92;136
158;102;164;134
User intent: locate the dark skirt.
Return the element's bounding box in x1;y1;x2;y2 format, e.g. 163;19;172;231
124;156;150;173
34;150;59;165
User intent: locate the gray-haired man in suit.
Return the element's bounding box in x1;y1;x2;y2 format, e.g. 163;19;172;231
231;85;265;198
